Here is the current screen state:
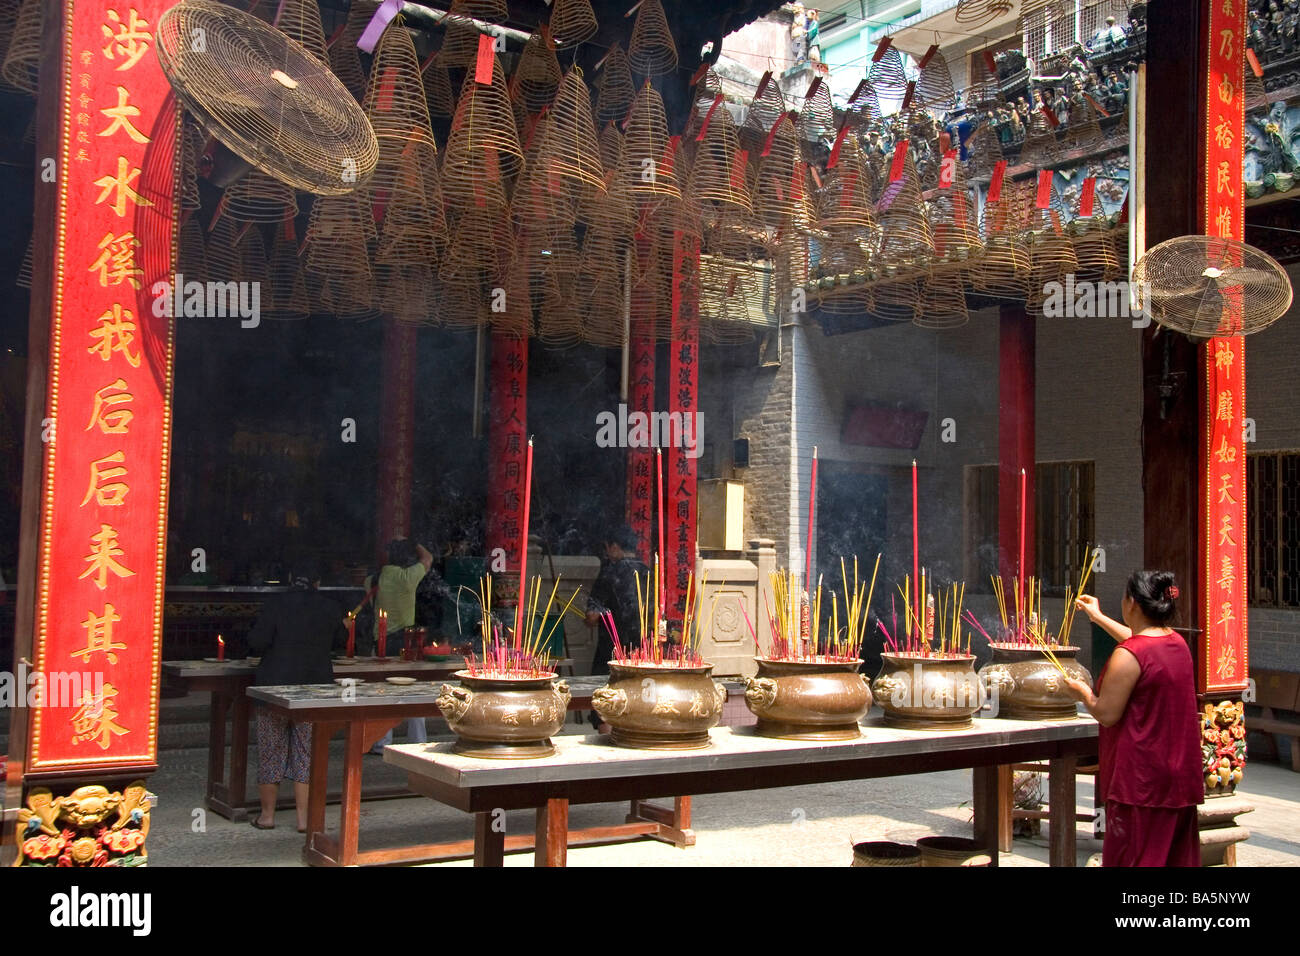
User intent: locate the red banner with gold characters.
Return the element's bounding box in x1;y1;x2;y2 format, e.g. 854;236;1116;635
376;318;417;555
486;332;528;574
625;238;655;565
1200;0;1247;694
665;231;700;617
28;0;179;770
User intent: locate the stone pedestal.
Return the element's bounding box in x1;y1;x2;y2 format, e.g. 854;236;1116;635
1198;795;1253;866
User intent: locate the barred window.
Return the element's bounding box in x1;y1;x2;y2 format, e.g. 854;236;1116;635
1247;452;1300;608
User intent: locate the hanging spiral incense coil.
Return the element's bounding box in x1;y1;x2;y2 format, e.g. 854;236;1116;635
1024;180;1077;313
866;45;908;99
817;138;877;233
954;0;1013;27
423;55;456;118
0;0;20;93
376;261;435;322
798;80;835;158
317;271;378;317
1061;90;1105;153
1069;185;1122;281
871;275;921;321
441;205;514;284
1;0;39;93
266;229;310;319
842;83;882;134
740;76;786;152
927;162;981;275
961;117;1004;180
481;258;529;336
328;0;376;101
1020;105;1062;168
536;269;584;347
180;118;204;212
305;190;376;278
512;110;578;227
206;215;241;284
627;0;677;77
755;120;807;229
514;29;563;112
541;66;607;195
972;179;1030;298
591;124;638;230
234;225;269;291
915;270;969;329
689;102;752;213
619;83;681;201
580;262;628;348
363;22;440;197
274;0;328;64
915;48;957;114
811;233;874;316
550;0;598;47
875;150;932;277
443;55;524;212
176;217;209;285
964;48;1003;108
437;0;511;68
376;155;444;266
595;44;635;124
223;169;298;223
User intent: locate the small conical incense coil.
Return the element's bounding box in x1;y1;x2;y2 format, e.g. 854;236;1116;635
798;80;835;157
590;125;638;229
1024;184;1077;313
235;225;269;291
364;22;440;194
436;0;510;68
440;206;514;282
541;67;608;194
972;181;1030;297
595;44;635;124
812;245;874;315
329;0;376;101
871;276;921;322
222;170;298;223
926;165;981;275
536;278;584;348
179;119;203;212
961;118;1003;180
511;111;579;228
699;259;759;345
754;121;806;229
318;272;378;317
550;0;598;47
688;103;751;213
443;56;525;212
305;191;376;278
915;48;957;113
376;157;443;266
580;268;628;348
955;0;1013;26
514;29;563;113
866;44;909;99
266;231;309;319
964;47;1003;108
434;272;486;329
817;138;877;232
205;216;241;284
1;0;40;93
423;56;456;117
0;0;20;92
1069;188;1122;281
176;217;209;285
915;270;969;329
1020;106;1062;169
518;218;581;280
875;151;933;276
274;0;328;64
626;0;677;77
619;83;681;201
740;76;787;152
377;261;435;322
1061;91;1105;154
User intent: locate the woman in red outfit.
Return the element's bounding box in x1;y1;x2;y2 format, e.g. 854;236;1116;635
1064;570;1204;867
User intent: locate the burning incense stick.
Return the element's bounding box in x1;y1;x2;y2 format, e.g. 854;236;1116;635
805;446;818;592
513;437;535;649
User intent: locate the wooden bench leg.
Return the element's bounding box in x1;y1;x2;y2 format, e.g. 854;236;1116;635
205;691;231;814
228;692;251;820
535;798;569;867
972;766;1001;867
1049;756;1077;867
474;812;505;867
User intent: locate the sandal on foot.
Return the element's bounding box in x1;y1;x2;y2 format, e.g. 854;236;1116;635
250;818;275;830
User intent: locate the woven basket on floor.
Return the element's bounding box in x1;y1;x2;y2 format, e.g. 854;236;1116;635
851;841;922;866
917;835;991;867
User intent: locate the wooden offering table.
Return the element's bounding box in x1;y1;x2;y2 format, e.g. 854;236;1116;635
163;657;467;821
247;676;732;867
385;716;1100;867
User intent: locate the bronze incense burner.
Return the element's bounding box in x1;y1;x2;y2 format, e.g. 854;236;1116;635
436;671;570;759
592;661;727;749
745;658;872;740
979;645;1091;720
872;653;985;729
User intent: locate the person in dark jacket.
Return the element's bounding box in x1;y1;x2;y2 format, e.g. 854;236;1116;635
584;525;649;731
246;561;346;831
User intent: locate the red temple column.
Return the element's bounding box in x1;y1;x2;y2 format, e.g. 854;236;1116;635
998;303;1035;592
376;317;417;559
665;231;701;617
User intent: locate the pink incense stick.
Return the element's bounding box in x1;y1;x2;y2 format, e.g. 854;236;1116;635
514;437;535;649
1018;466;1026;635
912;459;920;642
656;447;666;614
805;446;818;591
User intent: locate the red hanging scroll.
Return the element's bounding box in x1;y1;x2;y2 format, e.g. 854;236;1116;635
28;0;178;771
376;318;417;557
1199;0;1247;695
625;242;655;564
486;333;528;577
665;231;700;617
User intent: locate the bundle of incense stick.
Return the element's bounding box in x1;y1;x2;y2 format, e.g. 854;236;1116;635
991;573;1053;646
880;572;971;657
611;567;714;666
761;555;881;661
458;574;581;678
1058;546;1100;645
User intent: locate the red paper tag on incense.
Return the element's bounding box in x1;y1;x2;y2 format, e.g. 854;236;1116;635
1079;176;1096;217
849;79;867;103
1040;105;1060;128
792;162;805;202
983;50;997;74
726;273;739;296
809;165;822;189
939;131;951;152
1035;169;1053;208
697;93;724;141
827;122;850;168
485;146;501;183
1049;209;1063;236
1083;91;1110;118
938;148;958;188
760;111;792;157
902;81;916;110
839;169;858;207
756;71;772;100
377;66;396;112
987;159;1008;202
872;36;892;62
806;77;823;100
919;44;939;69
730;148;749;192
659;134;679;179
889;138;909;182
475;34;495;85
1247;48;1263;77
690;60;711;87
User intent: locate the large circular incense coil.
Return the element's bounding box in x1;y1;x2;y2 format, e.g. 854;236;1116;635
512;111;577;227
514;29;563;112
915;271;969;329
1070;214;1122;281
689;104;752;213
595;44;635;124
915;49;957;113
954;0;1013;27
1024;181;1077;313
619;83;681;201
274;0;328;64
0;0;39;94
592;125;638;230
549;0;598;47
866;45;908;99
842;83;882;134
329;0;375;102
441;206;514;281
443;56;524;212
266;231;309;319
626;0;677;77
222;169;298;223
155;0;380;195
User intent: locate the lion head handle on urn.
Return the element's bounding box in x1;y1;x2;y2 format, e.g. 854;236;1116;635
554;679;572;711
436;684;472;723
744;677;778;710
592;686;628;720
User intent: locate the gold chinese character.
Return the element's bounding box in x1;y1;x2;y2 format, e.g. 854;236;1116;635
1215;389;1234;424
1216;160;1237;197
73;603;126;664
1218;554;1236;593
1215;643;1237;681
1218;513;1236;548
78;93;91;109
1215;435;1238;463
1218;473;1237;505
1218;71;1235;105
1215;205;1233;238
80;50;94;66
71;683;129;750
79;523;134;590
88;304;141;367
76;130;91;145
87;379;134;434
80;73;91;89
101;9;151;71
88;232;143;289
76;112;90;127
97;86;149;144
1223;0;1234;15
1217;601;1237;628
81;451;129;507
75;149;90;163
1220;29;1236;59
93;156;153;218
1215;342;1235;377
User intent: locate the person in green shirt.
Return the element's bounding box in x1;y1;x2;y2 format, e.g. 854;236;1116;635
367;538;433;753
